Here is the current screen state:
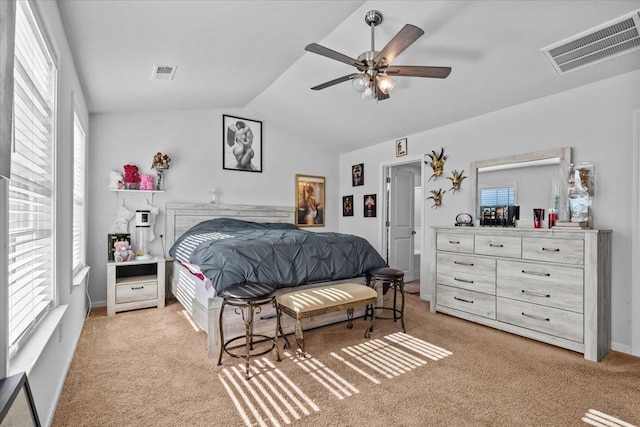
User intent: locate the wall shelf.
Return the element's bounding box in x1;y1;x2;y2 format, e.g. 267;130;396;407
110;189;164;193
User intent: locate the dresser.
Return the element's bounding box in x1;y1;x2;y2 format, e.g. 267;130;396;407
431;227;611;361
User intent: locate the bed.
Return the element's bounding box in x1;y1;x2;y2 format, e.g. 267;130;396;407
165;202;387;357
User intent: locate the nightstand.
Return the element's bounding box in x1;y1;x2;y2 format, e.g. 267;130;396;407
107;257;166;316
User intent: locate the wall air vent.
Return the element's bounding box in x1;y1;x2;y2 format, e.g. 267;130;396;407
151;65;178;80
541;10;640;75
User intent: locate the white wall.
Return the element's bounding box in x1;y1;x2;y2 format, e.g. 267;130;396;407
87;109;340;304
339;70;640;353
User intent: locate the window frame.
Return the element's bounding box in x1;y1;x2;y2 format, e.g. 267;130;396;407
72;101;87;278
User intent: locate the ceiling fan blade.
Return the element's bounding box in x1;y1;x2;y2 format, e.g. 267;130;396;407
385;65;452;79
311;73;359;90
373;24;424;67
305;43;365;68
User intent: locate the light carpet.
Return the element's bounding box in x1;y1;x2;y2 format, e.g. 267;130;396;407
53;295;640;426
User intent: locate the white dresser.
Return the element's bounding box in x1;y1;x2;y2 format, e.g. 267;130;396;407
431;227;611;361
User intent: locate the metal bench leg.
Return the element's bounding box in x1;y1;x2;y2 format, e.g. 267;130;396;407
365;305;376;338
274;301;282;362
347;308;354;329
217;300;226;366
295;319;305;356
399;280;406;333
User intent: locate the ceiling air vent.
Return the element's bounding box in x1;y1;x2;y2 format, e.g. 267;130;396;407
151;65;178;80
541;10;640;75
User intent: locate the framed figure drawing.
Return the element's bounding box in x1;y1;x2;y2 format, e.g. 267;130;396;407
223;114;262;172
364;194;376;217
296;174;325;227
352;163;364;186
396;138;407;157
342;195;353;216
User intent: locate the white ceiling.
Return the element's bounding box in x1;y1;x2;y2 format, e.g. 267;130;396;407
58;0;640;154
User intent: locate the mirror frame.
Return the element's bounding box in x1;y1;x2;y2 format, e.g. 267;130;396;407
469;147;572;223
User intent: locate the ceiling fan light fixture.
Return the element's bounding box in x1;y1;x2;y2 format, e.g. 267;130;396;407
361;85;375;100
377;75;395;94
352;74;369;92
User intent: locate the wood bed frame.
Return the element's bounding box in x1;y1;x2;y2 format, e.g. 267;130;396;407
165;202;366;358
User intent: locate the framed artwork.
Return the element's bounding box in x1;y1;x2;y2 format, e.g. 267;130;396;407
364;194;377;217
223;114;262;172
352;163;364;186
295;174;325;227
342;195;354;216
396;138;407;157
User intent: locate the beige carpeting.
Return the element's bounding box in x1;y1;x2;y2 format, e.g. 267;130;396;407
53;295;640;427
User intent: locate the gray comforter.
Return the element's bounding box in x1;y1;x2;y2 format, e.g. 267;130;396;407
169;218;387;293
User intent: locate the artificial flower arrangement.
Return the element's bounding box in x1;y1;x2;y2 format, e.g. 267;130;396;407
151;152;171;169
123;164;141;184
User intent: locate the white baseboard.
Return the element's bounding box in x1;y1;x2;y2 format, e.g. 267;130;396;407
92;300;107;308
611;341;631;355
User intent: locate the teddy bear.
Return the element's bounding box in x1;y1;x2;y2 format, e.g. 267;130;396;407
109;171;123;190
113;240;135;262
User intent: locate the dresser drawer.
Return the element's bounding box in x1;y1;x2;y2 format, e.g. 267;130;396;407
474;235;521;258
116;281;158;304
437;285;496;319
497;297;583;343
497;260;583;312
522;237;584;265
436;233;474;254
436;253;496;294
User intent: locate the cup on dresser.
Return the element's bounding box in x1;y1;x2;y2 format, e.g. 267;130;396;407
533;208;544;228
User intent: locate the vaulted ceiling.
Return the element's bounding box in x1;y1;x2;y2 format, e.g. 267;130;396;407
58;0;640;153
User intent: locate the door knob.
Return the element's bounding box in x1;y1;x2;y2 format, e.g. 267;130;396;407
411;230;417;235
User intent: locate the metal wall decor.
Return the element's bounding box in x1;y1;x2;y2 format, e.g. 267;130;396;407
447;169;467;193
425;147;447;181
427;189;445;208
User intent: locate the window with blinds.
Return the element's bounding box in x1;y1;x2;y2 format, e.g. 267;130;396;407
479;186;516;206
72;112;86;276
8;0;57;356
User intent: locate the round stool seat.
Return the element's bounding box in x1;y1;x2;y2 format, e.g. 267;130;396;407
366;267;404;279
221;282;276;301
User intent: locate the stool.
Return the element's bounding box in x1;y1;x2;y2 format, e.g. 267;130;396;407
217;283;281;379
364;267;406;333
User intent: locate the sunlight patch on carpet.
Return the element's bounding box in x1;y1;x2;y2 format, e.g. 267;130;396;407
384;332;453;360
329;352;381;384
340;338;427;378
219;357;319;427
179;310;201;331
284;351;359;400
582;409;637;427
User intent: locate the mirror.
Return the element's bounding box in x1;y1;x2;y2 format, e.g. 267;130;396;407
469;147;572;225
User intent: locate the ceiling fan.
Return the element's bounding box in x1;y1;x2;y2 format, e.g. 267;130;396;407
305;10;451;101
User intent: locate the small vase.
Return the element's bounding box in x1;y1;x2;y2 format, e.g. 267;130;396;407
155;168;166;191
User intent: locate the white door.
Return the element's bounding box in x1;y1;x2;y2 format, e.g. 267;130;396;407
389;166;415;282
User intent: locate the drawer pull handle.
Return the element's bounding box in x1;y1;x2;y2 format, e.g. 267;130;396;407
521;290;550;298
454;296;474;304
454;261;474;266
489;243;504;248
448;240;460;244
131;286;144;290
522;312;550;322
521;270;551;277
454;277;474;284
542;247;560;252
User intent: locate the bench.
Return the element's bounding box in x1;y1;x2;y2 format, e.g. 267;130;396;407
276;282;378;356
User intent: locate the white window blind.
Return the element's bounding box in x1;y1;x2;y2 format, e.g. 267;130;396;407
8;0;56;355
480;186;516;206
72;112;86;275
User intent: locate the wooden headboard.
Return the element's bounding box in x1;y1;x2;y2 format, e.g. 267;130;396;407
164;202;295;254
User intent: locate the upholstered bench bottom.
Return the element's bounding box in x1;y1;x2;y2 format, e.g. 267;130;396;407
276;282;377;356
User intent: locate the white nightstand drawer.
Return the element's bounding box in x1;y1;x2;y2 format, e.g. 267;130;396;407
474;235;521;258
497;297;583;343
116;282;158;304
497;259;583;313
437;285;496;319
437;233;474;254
436;253;496;294
522;237;584;265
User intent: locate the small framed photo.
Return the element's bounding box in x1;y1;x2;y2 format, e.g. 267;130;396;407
352;163;364;186
295;174;325;227
342;195;354;217
223;114;262;172
364;194;377;217
396;138;407;157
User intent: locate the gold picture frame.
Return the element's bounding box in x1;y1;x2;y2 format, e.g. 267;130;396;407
295;174;325;227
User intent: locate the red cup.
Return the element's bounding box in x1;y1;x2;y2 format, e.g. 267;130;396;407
548;213;557;228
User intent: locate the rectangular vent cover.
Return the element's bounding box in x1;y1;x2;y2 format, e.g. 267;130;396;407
151;65;177;80
542;10;640;75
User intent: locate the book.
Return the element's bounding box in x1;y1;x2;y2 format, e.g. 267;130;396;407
553;221;589;228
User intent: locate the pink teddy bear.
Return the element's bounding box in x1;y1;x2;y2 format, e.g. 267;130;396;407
114;241;135;262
